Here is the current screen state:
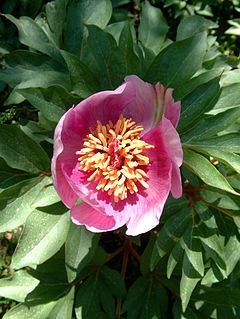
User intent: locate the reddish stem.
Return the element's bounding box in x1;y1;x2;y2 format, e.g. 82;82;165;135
116;238;131;318
107;246;124;262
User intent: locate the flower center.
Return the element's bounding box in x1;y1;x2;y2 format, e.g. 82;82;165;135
76;115;154;203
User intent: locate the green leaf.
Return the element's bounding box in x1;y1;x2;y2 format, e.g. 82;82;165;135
177;15;217;40
180;266;202;313
101;266;126;299
190;147;240;174
181;227;204;277
0;51;70;105
167;240;184;278
182;107;240;142
0;270;39;302
180;225;204;311
0;124;50;173
139;0;168;54
28;249;68;284
3;288;74;319
152;199;229;311
140;232;157;276
151;208;191;269
178;77;220;133
225;236;240;276
25;282;70;305
75;267;125;318
0;176;53;232
119;23;142;76
196;203;227;275
186;133;240;153
183;149;239;195
3;302;58;319
174;68;225;101
123;275;168;319
5;14;63;63
11;203;70;269
65;224;98;282
61;50;101;97
84;25;126;89
17;86;80;123
45;0;67;46
191;287;240;319
210;83;240;114
31;182;60;208
144;32;207;88
75;272;102;319
98;284;115;318
46;287;75;319
105;21;129;44
0;158;24;188
64;0;112;56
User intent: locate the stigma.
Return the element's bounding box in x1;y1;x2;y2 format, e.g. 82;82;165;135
76;115;154;203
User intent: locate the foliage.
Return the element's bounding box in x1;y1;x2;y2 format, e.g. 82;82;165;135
0;0;240;318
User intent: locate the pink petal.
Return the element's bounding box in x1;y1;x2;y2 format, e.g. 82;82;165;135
171;163;183;198
123;75;157;133
63;81;136;143
161;117;183;168
51;112;78;208
160;117;183;198
154;84;181;128
125;125;173;235
125;117;183;235
51;82;136;208
71;202;124;232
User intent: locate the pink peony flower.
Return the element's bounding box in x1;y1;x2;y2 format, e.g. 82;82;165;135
51;76;183;236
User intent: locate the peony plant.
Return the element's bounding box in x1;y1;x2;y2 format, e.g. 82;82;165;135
1;0;240;317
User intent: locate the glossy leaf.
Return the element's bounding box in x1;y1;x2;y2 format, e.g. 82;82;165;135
178;77;220;133
65;224;98;282
119;23;141;76
3;288;74;319
0;125;50;173
210;83;240;114
191;147;240;174
182;106;240;142
75;267;125;319
183;149;239;195
187;133;240;153
123;275;168;319
0;270;39;302
75;272;105;319
0;51;70;105
3;302;58;319
17;86;80;123
101;266;126;299
138;0;168;54
46;287;75;319
0;177;53;232
61;50;101;97
45;0;67;46
144;32;207;88
64;0;112;55
84;25;126;89
151;208;191;269
5;14;63;63
177;15;217;40
11;204;70;269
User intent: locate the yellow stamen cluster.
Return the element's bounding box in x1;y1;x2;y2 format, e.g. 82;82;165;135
76;115;154;203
